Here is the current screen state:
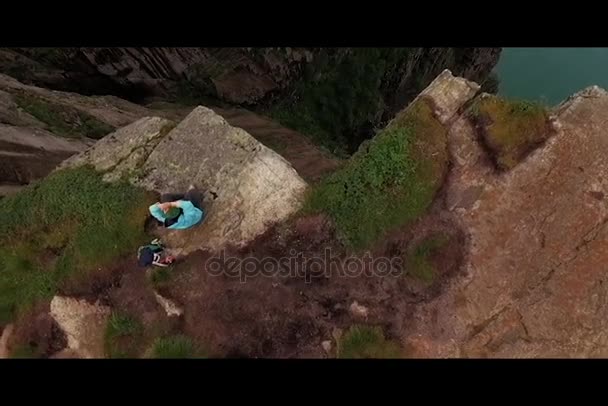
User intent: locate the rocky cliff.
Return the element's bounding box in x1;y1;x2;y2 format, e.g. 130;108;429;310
0;48;501;152
1;48;500;105
0;72;339;197
5;65;608;359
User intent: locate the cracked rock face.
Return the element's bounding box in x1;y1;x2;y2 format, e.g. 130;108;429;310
405;76;608;358
60;116;175;181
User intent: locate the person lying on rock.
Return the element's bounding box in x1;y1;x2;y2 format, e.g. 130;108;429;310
149;185;204;230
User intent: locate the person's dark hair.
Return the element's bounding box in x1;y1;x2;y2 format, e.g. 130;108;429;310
164;208;184;227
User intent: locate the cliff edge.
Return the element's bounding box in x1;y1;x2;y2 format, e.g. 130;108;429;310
3;69;608;359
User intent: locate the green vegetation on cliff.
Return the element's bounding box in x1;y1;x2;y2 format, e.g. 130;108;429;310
0;167;154;324
407;234;450;283
270;48;411;156
9;344;41;358
338;325;401;359
104;312;144;358
469;95;551;170
14;93;115;139
150;335;201;359
304;100;448;249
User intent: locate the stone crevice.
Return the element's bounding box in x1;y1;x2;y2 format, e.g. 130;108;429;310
466;305;509;341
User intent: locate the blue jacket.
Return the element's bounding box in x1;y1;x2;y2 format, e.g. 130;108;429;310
149;200;204;230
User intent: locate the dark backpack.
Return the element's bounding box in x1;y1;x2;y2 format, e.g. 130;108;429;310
137;242;164;267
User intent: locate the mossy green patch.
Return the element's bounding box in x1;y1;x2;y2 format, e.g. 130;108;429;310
104;312;144;358
406;233;450;284
0;166;155;324
14;92;115;139
304;100;448;249
338;325;401;359
9;344;42;358
470;95;551;170
150;335;202;359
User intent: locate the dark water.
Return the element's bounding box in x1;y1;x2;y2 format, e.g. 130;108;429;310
495;48;608;106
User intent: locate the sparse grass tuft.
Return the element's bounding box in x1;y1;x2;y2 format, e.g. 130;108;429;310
470;95;551;170
151;335;201;359
0;166;155;324
14;93;115;139
304;100;448;249
338;325;401;359
150;267;172;289
9;344;41;359
104;312;143;358
406;234;450;283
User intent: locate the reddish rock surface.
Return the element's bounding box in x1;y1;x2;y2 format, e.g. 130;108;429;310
405;85;608;358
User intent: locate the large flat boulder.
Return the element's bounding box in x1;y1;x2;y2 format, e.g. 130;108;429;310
136;106;308;253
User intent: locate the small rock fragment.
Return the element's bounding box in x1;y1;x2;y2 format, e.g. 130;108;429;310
349;301;369;319
321;340;332;353
154;291;183;317
332;327;343;342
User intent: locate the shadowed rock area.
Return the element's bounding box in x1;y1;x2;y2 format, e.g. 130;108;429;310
1;48;500;109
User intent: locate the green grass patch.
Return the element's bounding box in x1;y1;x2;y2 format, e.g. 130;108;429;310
303;100;448;249
406;234;450;284
150;267;172;289
14;92;115;139
0;166;155;324
470;95;551;170
150;335;202;359
104;312;144;358
9;344;42;359
338;325;401;359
